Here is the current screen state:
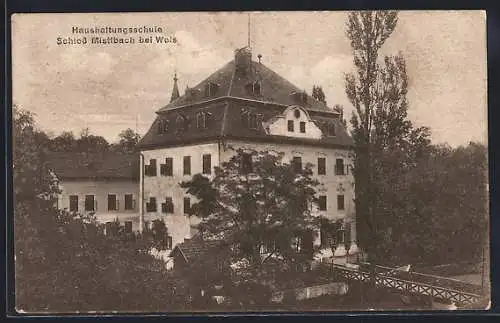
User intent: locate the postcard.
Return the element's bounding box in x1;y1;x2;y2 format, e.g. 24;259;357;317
11;11;489;314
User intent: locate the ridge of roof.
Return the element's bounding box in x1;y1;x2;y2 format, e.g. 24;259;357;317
157;57;337;114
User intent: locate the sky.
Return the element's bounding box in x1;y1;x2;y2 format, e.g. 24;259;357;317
11;11;487;147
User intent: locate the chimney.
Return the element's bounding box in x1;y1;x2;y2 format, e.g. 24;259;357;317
235;47;252;75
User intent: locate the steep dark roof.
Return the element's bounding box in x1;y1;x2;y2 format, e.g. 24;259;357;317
157;60;332;113
138;48;355;150
46;151;139;180
170;237;223;262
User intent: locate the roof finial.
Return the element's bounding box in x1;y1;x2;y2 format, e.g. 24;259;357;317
170;72;180;102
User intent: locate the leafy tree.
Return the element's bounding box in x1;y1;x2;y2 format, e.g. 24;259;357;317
180;148;321;304
76;127;110;153
345;12;486;267
312;85;326;104
112;128;141;153
13;107;178;313
345;11;432;262
49;131;78;152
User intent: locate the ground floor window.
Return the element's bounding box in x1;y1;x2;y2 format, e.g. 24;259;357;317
124;194;134;210
124;221;133;233
85;195;95;211
69;195;78;212
108;194;117;211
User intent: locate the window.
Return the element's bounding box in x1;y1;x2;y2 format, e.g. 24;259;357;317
294;109;301;118
166;236;173;250
318;157;326;175
318;195;327;211
205;82;219;97
320;223;332;248
146;197;157;213
245;81;261;95
157;119;169;134
183;156;191;175
69;195;78;212
300;121;306;133
124;194;134;210
337;228;346;244
85;195;95;211
241;109;261;130
124;221;133;234
335;158;345;175
253;81;261;95
328;123;336;136
161;197;174;214
184;197;191;215
337;195;345;211
203;154;211;174
176;114;190;132
145;159;157;176
292;156;302;173
287;120;294;132
196;111;212;129
107;194;117;211
160;158;173;176
249;113;258;130
241;153;253;173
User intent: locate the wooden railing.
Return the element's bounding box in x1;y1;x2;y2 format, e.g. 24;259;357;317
330;263;483;306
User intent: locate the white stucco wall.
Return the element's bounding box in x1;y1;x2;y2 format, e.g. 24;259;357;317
265;106;323;139
140;142;220;247
141;138;356;251
57;179;141;230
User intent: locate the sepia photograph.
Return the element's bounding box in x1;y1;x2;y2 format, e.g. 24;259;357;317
11;10;489;313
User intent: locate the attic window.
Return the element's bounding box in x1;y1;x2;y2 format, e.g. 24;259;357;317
294;109;301;118
241;109;262;130
176;114;190;132
245;81;261;95
196;111;212;129
205;82;219;97
328;123;336;136
157;119;170;134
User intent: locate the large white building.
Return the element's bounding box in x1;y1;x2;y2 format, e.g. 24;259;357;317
137;47;358;259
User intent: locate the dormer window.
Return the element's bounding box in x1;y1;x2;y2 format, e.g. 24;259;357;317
328;123;336;136
157;119;170;134
294;109;301;118
176;114;190;132
245;81;262;96
241;108;262;130
204;82;219;97
196;110;212;129
249;114;258;129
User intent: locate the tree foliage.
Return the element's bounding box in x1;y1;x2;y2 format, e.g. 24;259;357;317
345;11;487;266
114;128;141;153
45;125;141;154
180;148;322;302
13;106;176;313
312;85;326;104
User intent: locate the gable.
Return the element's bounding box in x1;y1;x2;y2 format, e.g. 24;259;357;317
265;106;323;139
